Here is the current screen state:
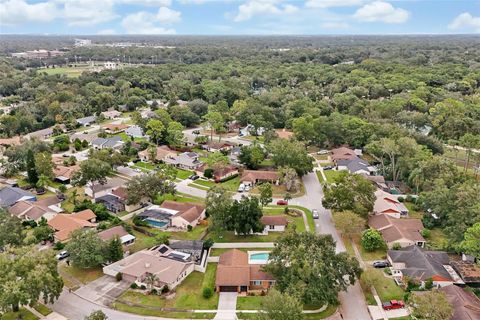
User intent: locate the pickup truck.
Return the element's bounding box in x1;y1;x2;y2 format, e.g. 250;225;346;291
382;300;405;310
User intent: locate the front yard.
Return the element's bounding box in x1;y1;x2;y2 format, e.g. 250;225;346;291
1;308;39;320
250;180;305;198
58;264;104;288
360;268;405;305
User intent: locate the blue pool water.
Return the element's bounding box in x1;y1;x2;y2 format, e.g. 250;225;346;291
250;253;269;261
144;219;168;228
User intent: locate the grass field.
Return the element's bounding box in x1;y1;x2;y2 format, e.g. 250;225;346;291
1;308;39;320
322;170;344;183
32;303;52;316
360;269;404;304
40;67;90;78
58;265;103;285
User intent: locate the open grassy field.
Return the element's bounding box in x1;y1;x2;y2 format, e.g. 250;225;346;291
39;67;91;78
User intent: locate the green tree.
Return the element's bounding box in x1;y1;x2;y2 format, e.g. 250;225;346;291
268;139;313;176
228;196;264;236
106;236;124;262
206;186;233;232
256;289;304;320
459;133;480;174
26;149;38;185
361;229;385;252
125;172;176;204
203;111;223;142
0;246;63;312
258;183;273;207
238;144;265;169
410;291;453;320
322;172;375;218
278;166;299;192
34;152;54;179
459;222;480;260
65;229;106;268
52;134;70;152
85;310;108;320
166;121;185;148
33;225;54;242
146;119;166;145
0;210;24;247
264;231;361;306
204;152;230;171
72;159;111;200
36;174;50;189
333;211;366;239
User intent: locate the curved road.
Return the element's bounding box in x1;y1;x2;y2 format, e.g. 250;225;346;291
52;169;370;320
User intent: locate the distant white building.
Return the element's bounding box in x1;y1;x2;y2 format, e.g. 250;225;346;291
75;39;92;47
104;61;117;70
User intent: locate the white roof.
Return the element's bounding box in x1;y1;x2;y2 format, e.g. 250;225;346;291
120;234;136;244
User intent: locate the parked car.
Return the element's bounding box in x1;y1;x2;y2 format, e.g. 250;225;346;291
189;174;199;180
56;251;69;260
373;260;390;268
192;130;201;135
317;150;329;155
244;185;251;192
277;200;288;205
323;166;333;170
312;209;319;219
238;184;245;192
382;300;404;310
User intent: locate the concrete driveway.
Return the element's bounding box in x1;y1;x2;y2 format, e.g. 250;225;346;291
214;292;238;320
75;275;130;306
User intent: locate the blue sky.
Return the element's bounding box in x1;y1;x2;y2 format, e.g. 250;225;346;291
0;0;479;35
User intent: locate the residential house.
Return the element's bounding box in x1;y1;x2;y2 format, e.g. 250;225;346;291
137;201;206;230
387;246;463;288
439;285;480;320
450;259;480;285
169;240;205;266
69;132;98;144
125;125;146;139
337;158;376;175
98;225;136;246
95;194;125;213
164;152;203;170
202;141;234;152
260;215;288;234
373;189;409;218
26;127;54;140
103;244;195;290
196;164;239;182
84;176;128;198
91;136;124;150
48;209;97;242
0;186;36;208
76;116;96;127
140;109;156;119
369;214;425;248
102;123;129;134
215;249;275;293
363;175;389;192
228;146;241;164
53;164;80;184
8;195;63;222
101;110;122;119
330;147;358;162
138;146;177;162
240;170;279;187
111;187;144;212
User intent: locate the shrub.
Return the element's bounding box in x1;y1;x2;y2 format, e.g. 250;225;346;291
397;196;405;202
361;229;385;252
116;273;123;281
187;225;193;232
203;238;214;249
204;168;214;179
392;243;402;250
140;285;146;290
53;242;65;250
421;228;431;238
424;278;433;290
22;220;37;228
58;185;67;193
161;286;169;294
133;215;149;227
150;288;158;295
202;287;213;299
130;283;138;289
218;173;239;183
405;195;414;202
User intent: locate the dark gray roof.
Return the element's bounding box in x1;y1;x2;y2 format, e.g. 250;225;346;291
137;209;171;221
92;136;123;148
96;194;122;205
169;240;204;251
388;246;452;281
337;158;372;173
0;186;35;207
76;116;96;125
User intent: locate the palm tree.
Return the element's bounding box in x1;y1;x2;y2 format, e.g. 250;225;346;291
70;189;78;206
143;272;158;292
36;174;49;190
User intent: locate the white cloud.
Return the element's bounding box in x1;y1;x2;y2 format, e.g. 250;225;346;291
177;0;207;4
306;0;363;9
321;21;349;29
0;0;59;26
156;6;181;24
121;11;177;34
448;12;480;33
353;1;409;24
97;28;117;34
121;0;172;6
61;0;118;26
234;0;298;22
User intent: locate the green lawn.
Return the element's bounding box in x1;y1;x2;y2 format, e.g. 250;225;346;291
426;228;448;250
404;202;423;219
237;296;264;310
361;269;404;304
177;169;194;180
32;303;52;316
40;67;90;78
188;183;210;191
58;265;104;285
250;180;305;198
219;176;241;192
114;264;218;315
134;162;156;171
1;308;39;320
322;170;344;183
155;193;205;205
207;230;283;243
263;207;306;232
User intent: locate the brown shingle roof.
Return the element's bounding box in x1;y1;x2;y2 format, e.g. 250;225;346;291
331;147;357;162
48;210;97;241
250;265;275;281
111;187;128;201
138;146;177;161
261;215;288;226
218;249;248;266
440;285;480;320
53;164;80;180
160;200;205;223
98;225;129;242
369;214;425;243
240;170;278;183
8;196;62;221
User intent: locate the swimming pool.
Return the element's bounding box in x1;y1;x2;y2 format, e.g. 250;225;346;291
144;218;168;228
248;252;270;264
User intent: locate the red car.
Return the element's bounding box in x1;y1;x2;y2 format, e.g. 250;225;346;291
276;200;288;205
382;300;405;310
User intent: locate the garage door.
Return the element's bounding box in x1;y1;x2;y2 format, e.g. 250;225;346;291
219;286;238;292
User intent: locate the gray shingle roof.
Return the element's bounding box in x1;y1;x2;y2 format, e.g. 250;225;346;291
0;186;35;207
76;116;96;125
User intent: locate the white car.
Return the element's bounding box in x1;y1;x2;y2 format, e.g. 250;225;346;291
56;251;69;260
312;209;319;219
237;183;245;192
244;185;251;192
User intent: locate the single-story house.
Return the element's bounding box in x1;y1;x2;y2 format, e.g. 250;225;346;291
228;146;241;164
8;195;63;222
140;109;156;119
369;214;425;248
387;246;462;288
125;125;146;139
138;201;206;230
196;165;239;182
98;225;136;246
440;285;480;320
48;209;97;242
164;152;203;171
26;127;54;140
202;141;234;152
362;175;389;192
76;116;96;127
215;249;275;293
91;136;124;150
69;132;98;144
84;177;128;198
111;187;144;212
95;194;125;213
261;215;288;234
450;259;480;285
102;123;130;134
169;240;205;265
53;164;80;184
337;158;376;175
330;147;358;162
0;186;36;208
373;189;409;218
240;170;279;186
103;245;195;290
138;146;177;162
101;110;122;119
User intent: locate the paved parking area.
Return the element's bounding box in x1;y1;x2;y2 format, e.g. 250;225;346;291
368;305;410;319
75;275;130;306
214;292;238;320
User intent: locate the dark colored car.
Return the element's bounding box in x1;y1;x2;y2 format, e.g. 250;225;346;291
323;166;333;170
276;200;288;205
382;300;404;310
189;174;200;180
373;260;390;268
